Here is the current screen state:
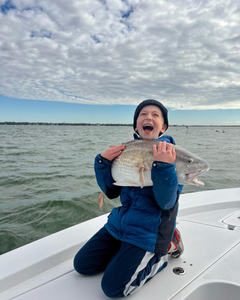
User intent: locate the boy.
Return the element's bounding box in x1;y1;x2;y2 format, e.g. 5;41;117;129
74;99;184;298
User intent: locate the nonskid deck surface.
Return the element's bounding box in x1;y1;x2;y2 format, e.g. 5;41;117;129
1;188;240;300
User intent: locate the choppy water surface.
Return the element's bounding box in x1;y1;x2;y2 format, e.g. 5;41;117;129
0;125;239;255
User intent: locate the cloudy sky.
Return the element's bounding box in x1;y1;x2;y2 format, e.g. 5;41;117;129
1;0;240;125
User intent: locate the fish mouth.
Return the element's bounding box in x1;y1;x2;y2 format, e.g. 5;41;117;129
186;168;209;186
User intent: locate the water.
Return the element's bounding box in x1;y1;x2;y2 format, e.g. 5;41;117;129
0;125;239;255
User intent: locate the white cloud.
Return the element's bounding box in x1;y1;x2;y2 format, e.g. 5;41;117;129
0;0;240;109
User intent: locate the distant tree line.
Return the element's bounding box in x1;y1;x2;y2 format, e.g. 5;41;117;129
0;122;132;126
0;122;239;127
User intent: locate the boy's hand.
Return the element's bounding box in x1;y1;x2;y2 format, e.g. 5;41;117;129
153;141;176;164
101;144;126;161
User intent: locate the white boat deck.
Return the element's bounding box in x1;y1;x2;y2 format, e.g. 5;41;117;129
1;188;240;300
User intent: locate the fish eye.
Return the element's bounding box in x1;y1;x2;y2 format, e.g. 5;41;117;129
187;159;193;164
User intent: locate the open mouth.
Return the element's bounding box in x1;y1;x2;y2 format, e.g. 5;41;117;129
187;170;203;179
143;125;153;132
187;168;209;179
186;168;209;186
187;171;204;186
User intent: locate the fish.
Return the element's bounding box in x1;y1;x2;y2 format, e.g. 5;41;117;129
98;139;210;210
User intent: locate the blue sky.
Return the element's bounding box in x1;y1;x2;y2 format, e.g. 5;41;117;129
0;0;240;125
1;95;239;125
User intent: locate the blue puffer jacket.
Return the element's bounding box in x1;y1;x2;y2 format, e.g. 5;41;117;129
94;135;183;254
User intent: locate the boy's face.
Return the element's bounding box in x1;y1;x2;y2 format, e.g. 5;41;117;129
135;105;167;139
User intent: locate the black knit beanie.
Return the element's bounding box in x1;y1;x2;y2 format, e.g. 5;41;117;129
133;99;169;136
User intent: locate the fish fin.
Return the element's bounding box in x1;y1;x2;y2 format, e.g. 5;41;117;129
113;182;140;187
98;192;104;211
139;167;145;188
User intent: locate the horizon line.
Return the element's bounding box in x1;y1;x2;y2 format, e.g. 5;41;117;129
0;122;240;127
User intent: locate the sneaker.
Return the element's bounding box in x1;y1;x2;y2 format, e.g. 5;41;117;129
167;228;184;258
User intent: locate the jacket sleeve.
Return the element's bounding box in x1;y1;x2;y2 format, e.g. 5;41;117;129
94;154;121;199
151;162;179;210
151;135;182;210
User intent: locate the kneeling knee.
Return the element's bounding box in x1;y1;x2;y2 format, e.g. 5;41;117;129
74;255;103;276
101;275;124;298
73;255;90;275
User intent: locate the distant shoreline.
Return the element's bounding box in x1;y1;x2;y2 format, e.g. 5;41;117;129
0;122;239;127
